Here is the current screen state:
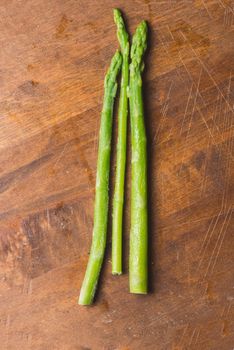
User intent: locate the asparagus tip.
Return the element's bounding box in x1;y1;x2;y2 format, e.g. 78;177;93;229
130;20;147;69
113;8;129;56
113;8;121;21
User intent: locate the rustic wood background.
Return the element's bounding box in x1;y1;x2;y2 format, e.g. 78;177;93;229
0;0;233;349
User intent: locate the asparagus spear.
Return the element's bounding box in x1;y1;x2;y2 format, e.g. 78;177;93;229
112;9;129;275
79;51;122;305
129;21;148;294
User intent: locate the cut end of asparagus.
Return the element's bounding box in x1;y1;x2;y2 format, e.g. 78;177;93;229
78;280;97;306
78;291;93;306
130;270;148;294
130;281;147;294
78;297;90;306
130;289;147;295
112;270;122;276
78;299;91;306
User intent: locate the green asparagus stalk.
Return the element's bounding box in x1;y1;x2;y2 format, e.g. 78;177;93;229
78;51;122;305
112;9;129;275
129;21;148;294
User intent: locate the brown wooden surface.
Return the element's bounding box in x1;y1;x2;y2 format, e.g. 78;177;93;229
0;1;233;349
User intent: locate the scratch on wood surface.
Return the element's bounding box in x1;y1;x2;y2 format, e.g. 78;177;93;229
194;328;201;344
207;97;234;163
213;92;221;125
28;279;33;295
179;56;208;128
5;314;10;328
166;81;173;103
21;277;33;296
161;214;220;233
160;173;165;205
175;63;185;83
201;0;213;18
180;54;228;148
226;71;232;111
221;305;226;318
179;68;202;175
179;29;187;42
197;207;223;271
179;53;196;87
223;72;231;136
199;215;216;255
178;52;233;200
189;328;197;346
46;208;50;230
158;29;174;65
218;0;225;8
154;103;168;142
224;6;228;25
222;107;232;212
27;333;32;346
167;24;175;41
226;302;232;317
178;324;189;348
186;251;192;291
221;167;228;212
197;108;223;152
223;3;234;26
199;106;212;135
200;135;211;198
198;76;233;274
221;319;229;337
191;67;202;117
5;314;10;348
153;81;173;143
159;125;174;145
217;91;223;127
210;94;225;143
53;142;69;169
180;56;226;145
221;72;234;214
210;207;233;274
190;45;234;114
203;207;232;279
222;301;233;318
180;83;193;135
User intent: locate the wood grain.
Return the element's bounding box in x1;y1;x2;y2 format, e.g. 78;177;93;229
0;0;233;349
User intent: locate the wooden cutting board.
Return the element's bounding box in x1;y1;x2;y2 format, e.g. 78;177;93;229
0;1;233;349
